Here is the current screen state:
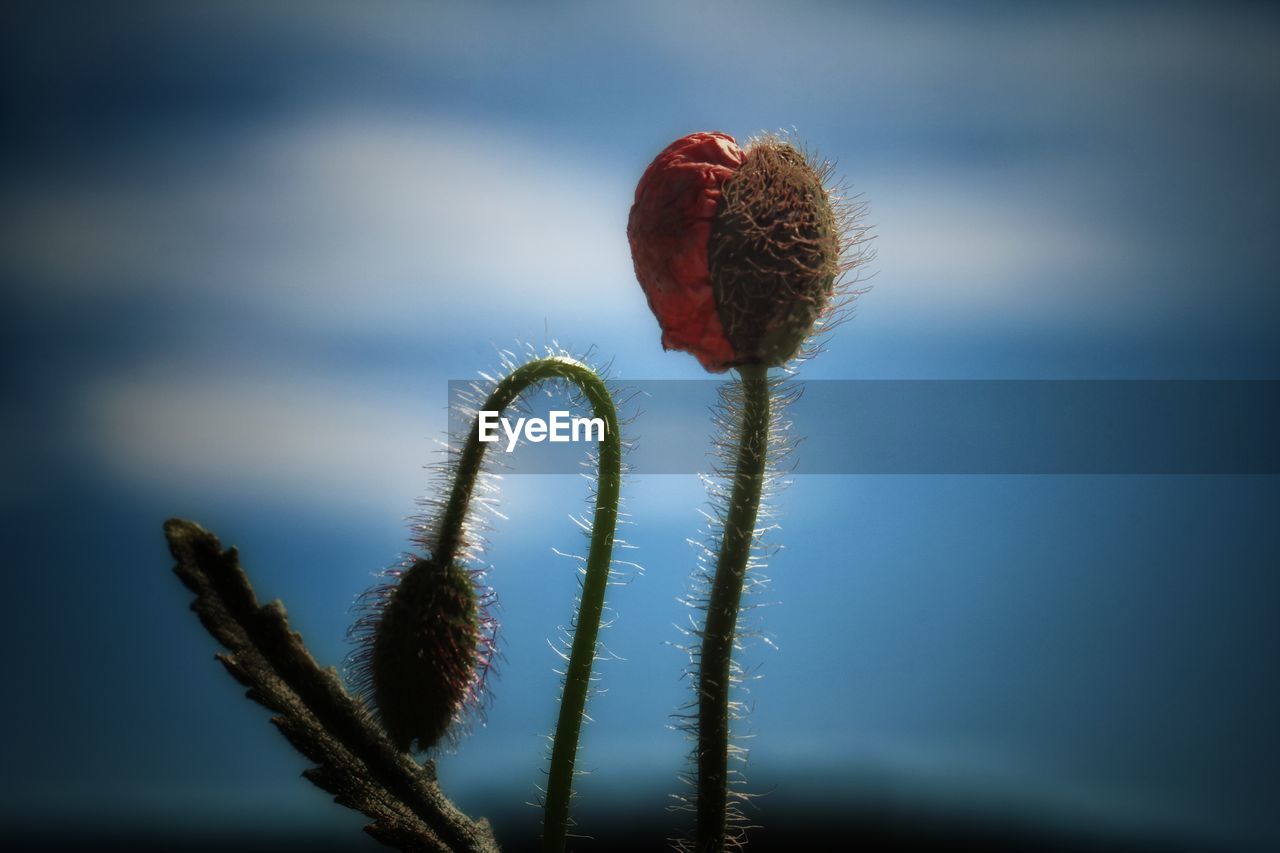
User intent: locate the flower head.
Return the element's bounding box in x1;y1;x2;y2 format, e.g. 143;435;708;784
628;131;860;372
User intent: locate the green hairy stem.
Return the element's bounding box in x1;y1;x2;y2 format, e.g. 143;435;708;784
696;364;771;852
434;356;622;853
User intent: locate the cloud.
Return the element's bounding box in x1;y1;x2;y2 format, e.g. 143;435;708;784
864;164;1147;331
2;110;637;334
623;2;1279;122
80;365;441;512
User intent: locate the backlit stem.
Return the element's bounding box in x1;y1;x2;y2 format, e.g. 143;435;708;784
431;356;621;853
696;363;770;852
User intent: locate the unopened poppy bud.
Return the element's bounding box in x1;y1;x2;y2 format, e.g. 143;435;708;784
359;556;491;752
628;131;847;372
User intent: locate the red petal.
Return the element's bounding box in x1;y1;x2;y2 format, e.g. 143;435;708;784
627;132;744;372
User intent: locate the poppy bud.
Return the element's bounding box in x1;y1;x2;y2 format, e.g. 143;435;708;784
628;132;845;372
355;555;493;752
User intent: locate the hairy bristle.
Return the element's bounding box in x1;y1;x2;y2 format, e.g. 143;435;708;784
709;132;873;372
345;342;636;765
347;556;497;752
669;374;797;851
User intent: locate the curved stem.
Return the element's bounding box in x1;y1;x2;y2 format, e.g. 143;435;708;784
431;356;621;853
696;363;771;853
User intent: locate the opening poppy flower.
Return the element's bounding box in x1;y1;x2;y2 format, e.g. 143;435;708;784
628;131;849;372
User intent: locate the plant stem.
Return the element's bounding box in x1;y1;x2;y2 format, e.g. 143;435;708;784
431;356;621;853
696;363;771;853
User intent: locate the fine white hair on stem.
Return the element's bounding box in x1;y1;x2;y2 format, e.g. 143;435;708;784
344;339;639;824
668;373;797;851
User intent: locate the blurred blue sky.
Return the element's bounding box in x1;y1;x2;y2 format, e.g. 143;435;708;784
2;2;1278;849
